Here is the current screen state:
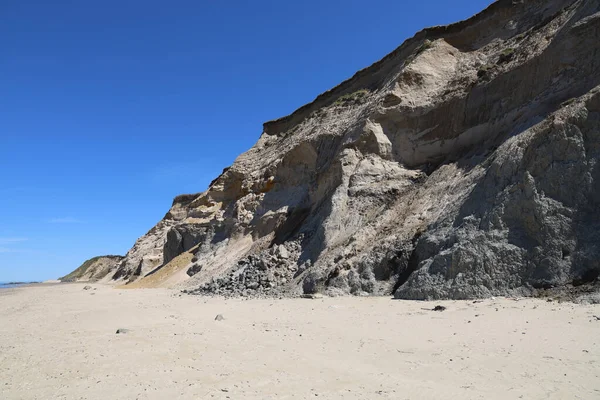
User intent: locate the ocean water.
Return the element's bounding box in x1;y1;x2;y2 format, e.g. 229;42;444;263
0;282;30;289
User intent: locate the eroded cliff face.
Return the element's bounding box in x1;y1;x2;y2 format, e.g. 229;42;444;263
59;255;124;283
104;0;600;299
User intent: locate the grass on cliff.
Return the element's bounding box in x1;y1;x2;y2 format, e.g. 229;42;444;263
59;256;103;282
333;89;370;106
415;39;433;55
59;255;121;282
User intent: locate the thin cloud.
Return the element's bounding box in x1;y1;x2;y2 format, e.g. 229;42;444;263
46;217;84;224
0;247;11;253
0;237;28;244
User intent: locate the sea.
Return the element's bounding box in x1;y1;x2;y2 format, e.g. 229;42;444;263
0;282;34;289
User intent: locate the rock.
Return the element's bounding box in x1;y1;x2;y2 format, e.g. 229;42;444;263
433;306;447;312
115;328;130;334
83;285;92;290
214;314;225;321
163;224;208;265
302;270;322;295
186;263;202;277
276;245;289;260
576;292;600;305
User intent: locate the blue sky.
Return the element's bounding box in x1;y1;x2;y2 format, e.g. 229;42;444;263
0;0;492;281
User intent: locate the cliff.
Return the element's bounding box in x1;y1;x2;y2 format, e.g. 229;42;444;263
59;255;124;283
69;0;600;299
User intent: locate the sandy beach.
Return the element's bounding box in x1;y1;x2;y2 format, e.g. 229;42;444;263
0;284;599;399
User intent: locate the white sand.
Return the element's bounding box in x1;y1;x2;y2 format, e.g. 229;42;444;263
1;284;599;399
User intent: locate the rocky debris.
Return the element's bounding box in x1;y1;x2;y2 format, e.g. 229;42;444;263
78;0;600;300
214;314;224;321
580;295;600;305
532;282;600;304
187;242;304;298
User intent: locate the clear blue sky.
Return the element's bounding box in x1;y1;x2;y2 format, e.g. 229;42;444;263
0;0;492;282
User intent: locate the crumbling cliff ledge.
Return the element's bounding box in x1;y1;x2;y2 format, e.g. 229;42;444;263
66;0;600;300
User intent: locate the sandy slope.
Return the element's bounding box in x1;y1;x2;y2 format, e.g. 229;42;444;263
0;284;599;399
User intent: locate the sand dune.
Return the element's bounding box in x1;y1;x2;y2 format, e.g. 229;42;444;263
1;284;599;399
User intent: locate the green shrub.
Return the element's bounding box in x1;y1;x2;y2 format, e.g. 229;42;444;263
334;89;370;106
416;39;433;55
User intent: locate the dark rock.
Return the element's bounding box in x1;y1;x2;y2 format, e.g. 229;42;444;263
186;263;202;277
163;224;208;265
302;270;322;294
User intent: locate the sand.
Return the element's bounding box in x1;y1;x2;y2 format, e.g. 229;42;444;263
1;284;599;399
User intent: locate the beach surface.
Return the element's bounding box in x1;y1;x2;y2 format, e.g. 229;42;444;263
1;283;599;399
